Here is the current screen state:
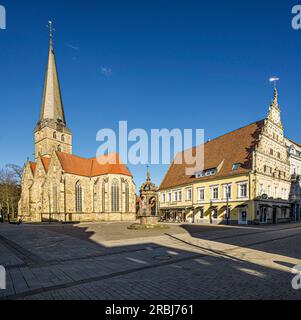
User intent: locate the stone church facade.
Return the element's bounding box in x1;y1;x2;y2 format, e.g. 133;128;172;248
18;30;136;223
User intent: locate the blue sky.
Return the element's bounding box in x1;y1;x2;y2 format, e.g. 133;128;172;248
1;0;301;190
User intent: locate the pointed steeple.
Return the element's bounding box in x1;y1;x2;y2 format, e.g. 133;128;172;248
39;21;66;126
34;22;72;159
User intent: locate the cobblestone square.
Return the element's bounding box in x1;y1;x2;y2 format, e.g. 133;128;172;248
0;222;301;300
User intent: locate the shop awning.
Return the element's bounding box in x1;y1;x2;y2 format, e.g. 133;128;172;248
220;205;232;211
236;204;248;209
209;205;218;210
281;204;291;209
259;204;272;208
195;206;205;210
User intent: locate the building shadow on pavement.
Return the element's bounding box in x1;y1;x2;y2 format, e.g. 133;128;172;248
179;223;301;260
0;222;300;300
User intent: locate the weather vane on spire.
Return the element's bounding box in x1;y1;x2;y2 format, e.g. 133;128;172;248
46;20;55;37
269;77;280;89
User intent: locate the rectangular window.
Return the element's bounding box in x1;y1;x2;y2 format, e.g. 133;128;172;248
168;193;172;203
162;193;166;203
174;192;178;202
211;186;219;200
238;183;248;198
173;190;182;202
275;187;278;198
198;188;205;201
186;188;192;201
223;184;232;199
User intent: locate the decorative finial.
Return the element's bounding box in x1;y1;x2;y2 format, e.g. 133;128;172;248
147;165;151;181
47;20;55;38
269;77;279;104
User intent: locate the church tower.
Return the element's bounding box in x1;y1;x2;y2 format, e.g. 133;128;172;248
34;22;72;159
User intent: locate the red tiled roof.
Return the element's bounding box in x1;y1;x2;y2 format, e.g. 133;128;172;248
56;152;132;178
30;162;36;173
288;139;301;149
159;120;265;190
41;157;51;173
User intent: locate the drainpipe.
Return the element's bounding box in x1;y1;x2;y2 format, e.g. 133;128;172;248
192;185;195;224
249;173;252;224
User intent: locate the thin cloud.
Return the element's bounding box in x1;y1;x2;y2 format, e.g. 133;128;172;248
101;66;112;77
66;43;80;51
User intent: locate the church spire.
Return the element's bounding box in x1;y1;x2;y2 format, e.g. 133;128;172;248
34;22;72;159
38;21;66;127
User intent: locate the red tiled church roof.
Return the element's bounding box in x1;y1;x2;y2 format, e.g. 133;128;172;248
41;157;51;173
159;120;265;190
30;157;51;174
56;152;132;178
30;162;36;173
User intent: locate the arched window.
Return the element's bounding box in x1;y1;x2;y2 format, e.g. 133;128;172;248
125;182;130;212
75;181;83;212
93;181;98;212
53;185;58;213
102;182;106;212
57;145;61;152
111;180;119;212
61;134;65;142
53;132;57;139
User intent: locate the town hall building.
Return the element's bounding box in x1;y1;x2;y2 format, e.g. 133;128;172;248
18;26;136;223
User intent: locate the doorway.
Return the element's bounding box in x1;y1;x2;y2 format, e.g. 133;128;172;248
272;207;277;224
259;207;268;224
238;208;248;225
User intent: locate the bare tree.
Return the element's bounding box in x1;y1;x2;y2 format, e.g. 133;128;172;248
0;164;22;220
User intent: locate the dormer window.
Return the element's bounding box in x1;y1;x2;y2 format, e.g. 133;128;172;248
195;168;217;178
232;163;241;171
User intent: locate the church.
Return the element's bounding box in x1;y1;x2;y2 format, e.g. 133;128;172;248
18;26;136;223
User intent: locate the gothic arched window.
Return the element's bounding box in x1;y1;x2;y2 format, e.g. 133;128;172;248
93;180;98;212
111;180;119;212
53;185;58;213
102;182;106;212
75;181;83;212
125;182;130;212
